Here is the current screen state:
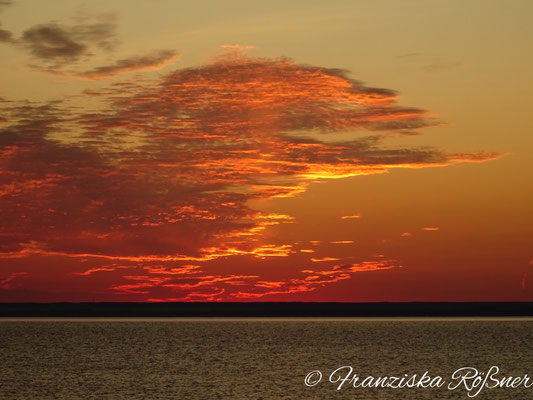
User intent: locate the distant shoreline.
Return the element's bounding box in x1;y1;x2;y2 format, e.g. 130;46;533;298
0;302;531;317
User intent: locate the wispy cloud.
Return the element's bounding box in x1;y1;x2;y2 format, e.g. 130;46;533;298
424;61;462;73
0;272;27;289
310;257;341;262
74;265;133;276
74;50;178;79
340;214;360;219
229;260;398;300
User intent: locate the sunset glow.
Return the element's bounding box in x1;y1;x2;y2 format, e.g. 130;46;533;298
1;0;532;302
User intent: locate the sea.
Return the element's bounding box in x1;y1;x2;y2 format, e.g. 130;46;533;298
0;318;531;399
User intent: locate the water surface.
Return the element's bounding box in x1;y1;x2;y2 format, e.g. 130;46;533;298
0;318;531;399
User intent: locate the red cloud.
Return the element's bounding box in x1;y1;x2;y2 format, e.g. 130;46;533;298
0;52;501;301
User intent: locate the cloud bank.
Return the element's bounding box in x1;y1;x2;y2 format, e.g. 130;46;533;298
0;53;501;300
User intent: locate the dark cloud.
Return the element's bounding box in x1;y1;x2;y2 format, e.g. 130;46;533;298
0;26;12;42
0;1;13;42
21;24;86;60
0;0;12;11
1;12;173;80
75;50;178;79
18;18;116;65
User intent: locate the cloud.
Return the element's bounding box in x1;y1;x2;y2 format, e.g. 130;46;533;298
424;61;462;73
74;265;133;276
144;265;202;275
0;52;502;300
219;44;255;51
340;214;360;219
139;259;399;301
423;227;440;231
74;50;178;79
0;26;12;42
311;257;341;262
231;260;398;299
18;17;117;66
1;10;174;87
21;24;86;60
0;1;13;43
0;272;27;289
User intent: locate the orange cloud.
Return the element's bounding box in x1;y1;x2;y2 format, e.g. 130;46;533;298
311;257;341;262
143;265;202;275
230;260;398;299
341;214;361;219
74;265;133;275
0;51;501;300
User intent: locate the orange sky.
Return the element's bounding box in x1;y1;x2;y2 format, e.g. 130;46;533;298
0;0;532;302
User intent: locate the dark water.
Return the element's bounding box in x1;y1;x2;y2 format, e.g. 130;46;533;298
0;318;531;399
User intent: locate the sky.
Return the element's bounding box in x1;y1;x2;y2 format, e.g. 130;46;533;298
0;0;532;302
